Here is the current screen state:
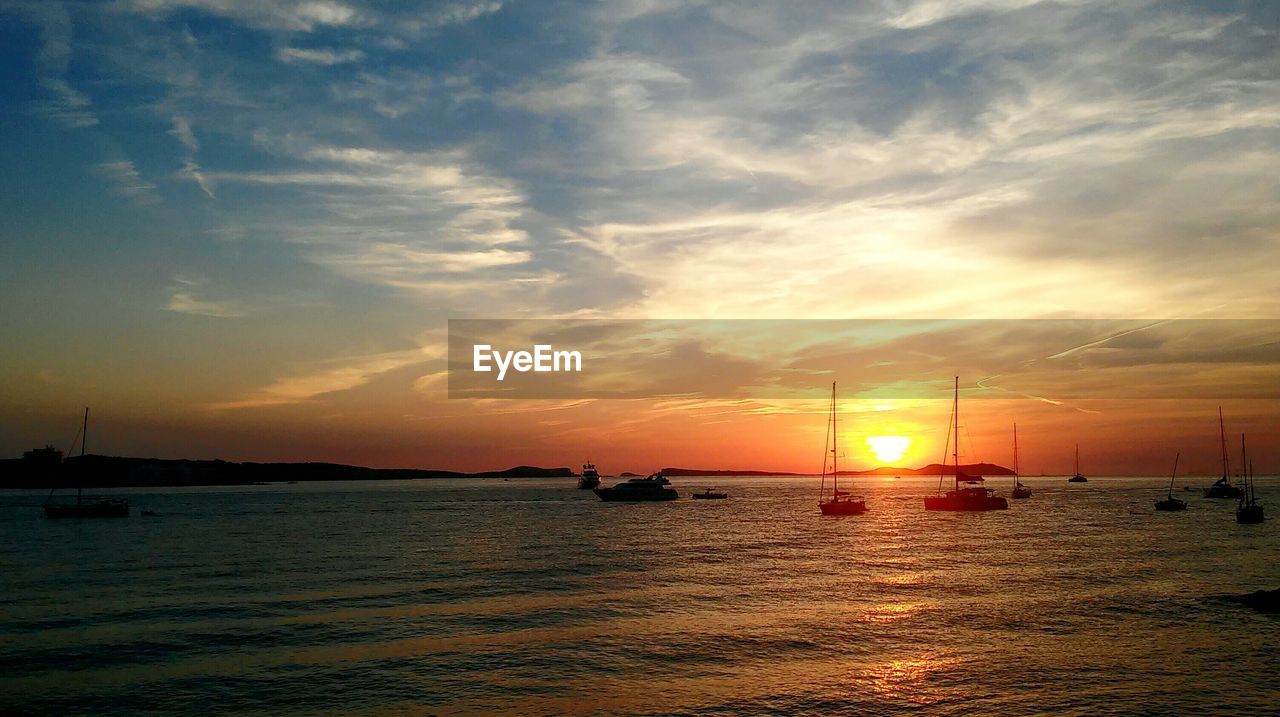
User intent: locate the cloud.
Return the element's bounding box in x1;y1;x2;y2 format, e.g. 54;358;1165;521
207;347;434;410
95;160;158;204
276;46;366;65
120;0;364;32
169;116;215;198
166;290;243;318
13;1;98;127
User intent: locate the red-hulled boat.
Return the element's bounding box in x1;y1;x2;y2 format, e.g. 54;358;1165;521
819;381;866;515
924;377;1008;512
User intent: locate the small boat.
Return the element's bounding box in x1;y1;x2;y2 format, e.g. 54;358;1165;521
594;472;678;501
43;408;129;519
1010;423;1031;499
1236;434;1264;524
1154;453;1188;511
692;488;728;500
577;462;602;489
140;509;159;517
924;377;1007;512
818;381;866;515
1068;444;1087;482
1204;408;1244;499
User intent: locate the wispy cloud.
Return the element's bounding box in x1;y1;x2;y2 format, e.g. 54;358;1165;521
276;46;365;65
121;0;365;32
207;348;434;410
15;1;98;128
95;161;158;204
169;116;215;198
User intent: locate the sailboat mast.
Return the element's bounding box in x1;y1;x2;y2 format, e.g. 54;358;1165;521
1169;452;1180;498
952;376;959;490
1218;407;1230;481
1075;443;1079;475
1013;423;1021;480
831;382;838;498
1240;433;1250;504
77;407;88;505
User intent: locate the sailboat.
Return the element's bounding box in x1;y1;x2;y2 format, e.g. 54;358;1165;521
1068;444;1087;482
43;408;129;519
1236;434;1264;524
1204;408;1243;499
1154;452;1188;511
819;382;866;515
1011;423;1031;499
923;377;1008;511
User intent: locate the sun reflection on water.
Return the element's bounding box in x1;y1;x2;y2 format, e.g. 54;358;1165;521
859;654;962;705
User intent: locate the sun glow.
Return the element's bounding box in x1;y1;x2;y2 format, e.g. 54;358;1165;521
866;435;911;464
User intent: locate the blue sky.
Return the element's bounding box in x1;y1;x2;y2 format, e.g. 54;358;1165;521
1;1;1277;469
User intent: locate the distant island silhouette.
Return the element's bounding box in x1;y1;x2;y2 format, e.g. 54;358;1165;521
0;453;573;489
2;451;1015;489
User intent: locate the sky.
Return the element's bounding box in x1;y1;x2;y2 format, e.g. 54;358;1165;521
1;0;1278;474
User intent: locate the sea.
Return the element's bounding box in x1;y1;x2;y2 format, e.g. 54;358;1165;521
1;476;1276;716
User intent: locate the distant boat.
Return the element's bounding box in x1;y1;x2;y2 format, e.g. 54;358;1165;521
578;461;601;489
924;377;1008;511
692;488;728;500
594;472;678;501
1236;434;1264;524
1068;444;1087;482
1154;453;1188;511
1204;408;1244;499
818;382;866;515
43;408;129;519
1010;423;1031;499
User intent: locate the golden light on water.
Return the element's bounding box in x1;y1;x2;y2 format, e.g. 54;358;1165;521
866;436;911;464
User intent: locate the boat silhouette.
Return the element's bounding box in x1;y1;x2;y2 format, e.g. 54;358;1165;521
818;382;866;515
1068;444;1087;482
924;378;1007;511
1204;408;1243;499
43;408;129;519
1154;453;1188;511
594;472;678;501
1236;434;1264;524
1010;423;1031;499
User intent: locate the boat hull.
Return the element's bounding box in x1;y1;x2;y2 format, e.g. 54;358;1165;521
819;499;866;515
1204;483;1243;499
1237;505;1264;524
1068;475;1087;483
44;500;129;519
924;492;1008;511
1154;498;1187;511
1011;486;1032;499
577;478;601;489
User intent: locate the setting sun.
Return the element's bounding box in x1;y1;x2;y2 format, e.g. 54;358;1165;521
866;436;911;464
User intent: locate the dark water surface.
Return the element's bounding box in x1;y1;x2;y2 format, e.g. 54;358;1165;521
2;476;1277;715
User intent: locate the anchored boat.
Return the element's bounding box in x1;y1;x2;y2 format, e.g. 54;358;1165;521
924;377;1008;512
818;381;866;515
1010;423;1031;499
1236;434;1264;524
43;408;129;519
1068;444;1087;482
1154;453;1188;512
1204;408;1243;499
594;472;678;502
